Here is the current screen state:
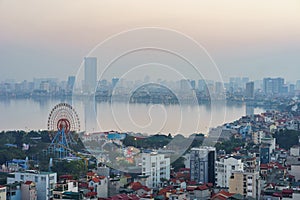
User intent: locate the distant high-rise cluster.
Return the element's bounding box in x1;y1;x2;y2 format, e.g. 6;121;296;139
0;74;299;100
263;77;285;95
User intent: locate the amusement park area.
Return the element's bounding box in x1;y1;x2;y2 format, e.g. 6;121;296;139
0;103;146;200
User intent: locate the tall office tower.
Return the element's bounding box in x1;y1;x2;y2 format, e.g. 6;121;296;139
141;152;170;188
272;77;284;94
112;77;120;88
198;79;207;92
67;76;75;91
289;84;295;94
84;57;97;94
229;77;241;92
263;78;273;95
263;77;284;95
190;80;196;90
245;82;254;99
296;80;300;90
215;82;224;95
190;147;216;185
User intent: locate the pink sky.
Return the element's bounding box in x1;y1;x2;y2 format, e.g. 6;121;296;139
0;0;300;81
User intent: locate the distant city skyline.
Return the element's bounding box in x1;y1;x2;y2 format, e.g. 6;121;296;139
0;0;300;82
0;75;299;85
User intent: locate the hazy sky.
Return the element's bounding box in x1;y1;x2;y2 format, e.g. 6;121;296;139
0;0;300;82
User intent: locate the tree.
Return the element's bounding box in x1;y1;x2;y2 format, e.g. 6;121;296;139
274;130;300;150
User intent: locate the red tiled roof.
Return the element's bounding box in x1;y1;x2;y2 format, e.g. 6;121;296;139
85;191;97;197
206;183;213;187
211;190;235;200
92;177;100;183
130;182;142;190
186;186;196;191
87;172;96;177
282;189;293;194
197;185;208;191
59;175;73;180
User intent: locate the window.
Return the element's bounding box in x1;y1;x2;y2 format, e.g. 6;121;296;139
35;176;38;183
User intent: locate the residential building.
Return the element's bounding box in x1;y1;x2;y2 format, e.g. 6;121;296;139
229;171;260;199
21;181;37;200
190;147;216;185
289;165;300;182
252;131;265;144
6;183;21;200
0;185;6;200
7;171;57;200
141;152;170;188
260;145;271;164
53;178;78;199
88;176;108;198
290;146;300;156
215;156;244;188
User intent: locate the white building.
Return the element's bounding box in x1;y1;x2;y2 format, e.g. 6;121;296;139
0;185;6;200
141;152;170;188
290;146;300;157
88;176;108;198
289;165;300;182
183;153;190;169
216;156;244;188
7;171;57;200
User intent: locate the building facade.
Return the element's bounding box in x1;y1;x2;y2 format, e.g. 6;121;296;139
7;171;57;200
141;152;170;188
21;181;37;200
263;77;284;95
0;185;6;200
84;57;97;94
215;156;244;188
229;171;260;199
190;147;216;185
245;81;254;99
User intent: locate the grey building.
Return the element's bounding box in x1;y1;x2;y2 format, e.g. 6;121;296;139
190;147;216;185
84;57;97;94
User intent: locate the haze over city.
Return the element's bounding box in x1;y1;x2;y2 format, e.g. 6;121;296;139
1;0;300;82
1;1;300;200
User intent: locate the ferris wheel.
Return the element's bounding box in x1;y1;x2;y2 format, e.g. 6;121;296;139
47;103;80;134
46;103;81;158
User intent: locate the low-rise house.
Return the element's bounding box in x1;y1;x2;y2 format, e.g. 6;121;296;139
21;181;37;200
